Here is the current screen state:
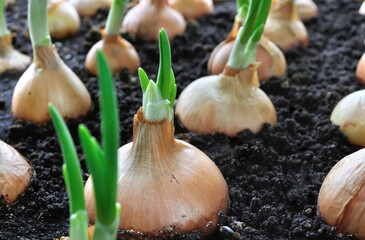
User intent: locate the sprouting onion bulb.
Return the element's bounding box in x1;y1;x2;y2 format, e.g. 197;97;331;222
47;0;80;39
264;0;308;50
50;51;121;240
12;0;91;123
318;149;365;239
85;0;140;75
208;0;286;81
330;90;365;147
294;0;318;21
84;29;228;237
360;1;365;15
168;0;213;19
122;0;186;41
69;0;113;16
356;53;365;84
0;0;31;74
177;0;277;137
0;139;32;205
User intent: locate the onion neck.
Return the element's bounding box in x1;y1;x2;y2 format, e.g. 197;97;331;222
105;0;127;36
129;108;176;169
272;0;298;21
33;45;61;70
222;63;260;87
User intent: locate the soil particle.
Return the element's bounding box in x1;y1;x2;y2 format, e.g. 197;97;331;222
0;0;364;239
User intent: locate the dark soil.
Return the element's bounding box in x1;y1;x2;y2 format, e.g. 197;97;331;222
0;0;364;239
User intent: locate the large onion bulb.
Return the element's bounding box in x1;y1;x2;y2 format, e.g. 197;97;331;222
318;148;365;240
47;0;80;39
168;0;213;19
69;0;112;16
122;0;186;41
264;0;308;50
208;17;286;81
330;90;365;147
84;108;228;237
0;139;32;205
176;63;277;137
12;45;91;123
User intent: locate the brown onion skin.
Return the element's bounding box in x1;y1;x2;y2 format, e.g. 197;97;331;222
318;149;365;239
85;30;140;75
84;108;228;237
356;53;365;84
122;0;186;41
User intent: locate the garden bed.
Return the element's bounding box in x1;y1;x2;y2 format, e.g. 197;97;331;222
0;0;364;239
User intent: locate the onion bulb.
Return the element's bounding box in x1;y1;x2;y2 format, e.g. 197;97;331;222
69;0;113;16
168;0;213;19
0;34;31;75
330;90;365;147
122;0;186;41
0;139;32;205
208;17;287;81
176;63;277;137
264;0;308;50
356;53;365;84
47;0;80;39
84;108;228;237
360;1;365;15
294;0;318;21
318;148;365;239
12;45;91;123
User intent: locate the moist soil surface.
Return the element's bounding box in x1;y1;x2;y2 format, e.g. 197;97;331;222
0;0;364;239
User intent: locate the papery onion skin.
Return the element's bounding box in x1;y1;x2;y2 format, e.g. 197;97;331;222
176;63;277;137
122;0;186;41
0;34;31;74
84;108;228;237
168;0;213;19
318;148;365;239
12;45;91;123
85;32;140;75
294;0;318;21
48;0;80;39
264;0;308;50
0;139;32;205
330;90;365;147
356;53;365;84
69;0;113;16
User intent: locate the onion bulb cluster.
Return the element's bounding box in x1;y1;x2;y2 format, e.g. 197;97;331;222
330;90;365;147
123;0;186;41
69;0;113;16
357;53;365;84
0;139;32;205
0;34;31;75
168;0;213;19
318;149;365;240
208;17;287;81
47;0;80;39
176;64;277;137
12;45;91;123
264;0;308;50
294;0;318;21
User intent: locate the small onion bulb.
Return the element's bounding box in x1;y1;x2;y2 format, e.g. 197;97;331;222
84;109;228;237
330;90;365;147
0;34;31;75
264;0;308;50
318;148;365;240
122;0;186;41
208;17;287;81
168;0;213;19
0;139;32;205
12;45;91;123
69;0;112;16
356;53;365;84
47;0;80;39
85;30;140;75
294;0;318;21
176;63;277;137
